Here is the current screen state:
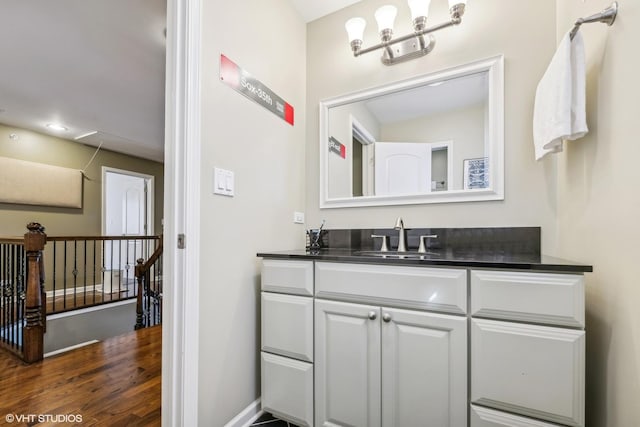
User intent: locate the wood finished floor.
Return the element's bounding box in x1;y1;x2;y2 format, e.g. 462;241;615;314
0;325;161;426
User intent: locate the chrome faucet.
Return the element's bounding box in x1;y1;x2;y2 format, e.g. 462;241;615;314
394;217;407;252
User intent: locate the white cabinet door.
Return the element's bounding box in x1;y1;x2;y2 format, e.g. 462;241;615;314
381;308;467;427
471;319;585;427
315;299;381;427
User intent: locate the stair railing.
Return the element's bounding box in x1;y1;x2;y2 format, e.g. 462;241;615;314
135;235;163;329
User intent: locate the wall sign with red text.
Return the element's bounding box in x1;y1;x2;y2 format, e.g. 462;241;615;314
219;54;294;126
329;137;346;158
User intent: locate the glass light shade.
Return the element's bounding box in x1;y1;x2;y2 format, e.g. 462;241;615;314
448;0;467;8
345;17;367;42
408;0;431;20
374;5;398;32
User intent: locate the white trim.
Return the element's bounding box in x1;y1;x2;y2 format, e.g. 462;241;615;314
46;298;135;320
163;0;202;425
44;340;99;358
223;398;263;427
319;55;504;209
101;166;155;236
46;285;102;298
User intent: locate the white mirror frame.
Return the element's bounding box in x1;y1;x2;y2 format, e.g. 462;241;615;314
319;55;504;209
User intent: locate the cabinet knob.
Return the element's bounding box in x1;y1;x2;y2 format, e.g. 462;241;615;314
368;311;377;320
382;313;392;323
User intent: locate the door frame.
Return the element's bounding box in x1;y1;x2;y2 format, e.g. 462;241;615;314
101;166;155;236
163;0;202;424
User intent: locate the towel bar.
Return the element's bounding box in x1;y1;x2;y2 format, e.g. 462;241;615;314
570;1;618;40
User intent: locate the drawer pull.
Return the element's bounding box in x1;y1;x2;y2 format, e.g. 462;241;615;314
382;313;392;323
368;311;377;320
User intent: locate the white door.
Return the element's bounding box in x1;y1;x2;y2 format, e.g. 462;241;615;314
382;308;468;427
374;142;432;196
103;168;154;291
315;299;381;427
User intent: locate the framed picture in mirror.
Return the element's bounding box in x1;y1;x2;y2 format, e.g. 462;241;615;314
463;157;489;190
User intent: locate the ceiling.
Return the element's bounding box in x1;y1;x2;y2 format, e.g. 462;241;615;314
364;72;488;124
0;1;354;163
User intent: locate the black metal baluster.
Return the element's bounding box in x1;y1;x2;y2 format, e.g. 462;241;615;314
93;240;97;305
19;247;25;349
52;242;57;313
1;244;6;347
10;244;15;349
83;240;87;306
1;244;5;347
117;239;122;299
63;241;67;310
102;240;105;301
73;240;78;308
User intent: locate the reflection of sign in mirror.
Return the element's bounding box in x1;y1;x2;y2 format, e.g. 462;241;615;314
463;157;489;189
329;137;346;158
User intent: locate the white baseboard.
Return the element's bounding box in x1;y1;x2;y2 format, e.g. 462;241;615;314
44;339;99;358
224;398;262;427
46;285;101;298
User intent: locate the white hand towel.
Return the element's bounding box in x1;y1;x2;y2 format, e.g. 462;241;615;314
533;31;588;160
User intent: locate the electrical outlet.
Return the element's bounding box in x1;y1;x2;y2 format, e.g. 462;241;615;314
293;211;305;224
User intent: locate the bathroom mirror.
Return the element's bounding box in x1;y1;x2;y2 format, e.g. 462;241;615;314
319;55;504;208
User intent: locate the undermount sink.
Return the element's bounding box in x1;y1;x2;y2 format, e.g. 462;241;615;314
355;250;440;259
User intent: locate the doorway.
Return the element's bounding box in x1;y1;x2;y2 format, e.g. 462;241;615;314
102;167;155;292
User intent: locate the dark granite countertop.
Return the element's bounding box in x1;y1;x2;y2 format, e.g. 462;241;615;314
257;248;593;273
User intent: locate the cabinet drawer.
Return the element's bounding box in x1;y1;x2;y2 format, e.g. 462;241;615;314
470;405;563;426
262;292;313;362
261;259;313;296
261;352;313;427
471;319;585;427
315;262;467;314
471;270;584;327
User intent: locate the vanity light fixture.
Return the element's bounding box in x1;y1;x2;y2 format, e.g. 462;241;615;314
345;0;467;65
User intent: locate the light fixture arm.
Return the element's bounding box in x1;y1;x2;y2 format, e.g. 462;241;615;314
353;16;461;58
348;1;467;66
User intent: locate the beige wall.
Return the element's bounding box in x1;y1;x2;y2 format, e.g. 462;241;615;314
306;0;560;253
381;104;485;190
555;1;639;426
197;0;306;424
0;124;164;237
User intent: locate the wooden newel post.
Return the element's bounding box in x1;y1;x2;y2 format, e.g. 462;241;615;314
135;258;145;330
24;222;46;363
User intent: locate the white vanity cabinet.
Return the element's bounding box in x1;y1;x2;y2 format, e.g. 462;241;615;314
470;270;586;427
314;262;468;427
260;259;314;427
259;257;587;427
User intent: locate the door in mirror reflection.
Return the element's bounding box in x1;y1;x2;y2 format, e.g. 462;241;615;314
374;142;431;196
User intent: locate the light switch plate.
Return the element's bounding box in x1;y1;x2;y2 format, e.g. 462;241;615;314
213;167;234;196
293;211;305;224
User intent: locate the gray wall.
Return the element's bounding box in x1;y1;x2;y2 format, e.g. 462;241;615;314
44;299;137;354
197;0;307;424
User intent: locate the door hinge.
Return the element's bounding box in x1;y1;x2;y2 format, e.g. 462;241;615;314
177;233;186;249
